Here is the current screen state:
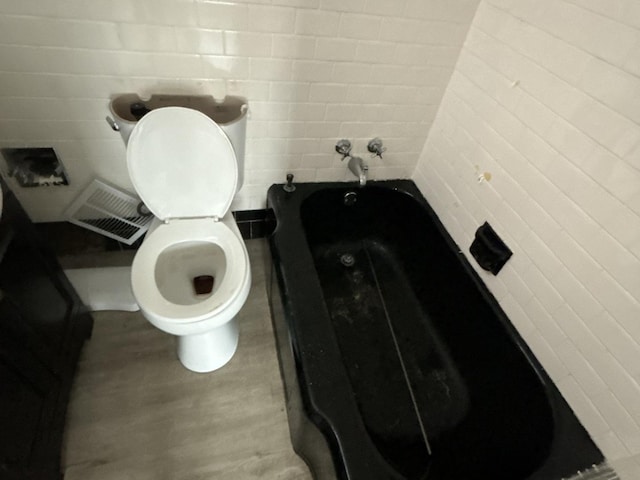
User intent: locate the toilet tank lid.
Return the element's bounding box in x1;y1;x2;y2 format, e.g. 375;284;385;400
126;107;238;221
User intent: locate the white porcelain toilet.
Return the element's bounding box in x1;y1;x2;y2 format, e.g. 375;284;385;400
126;107;251;373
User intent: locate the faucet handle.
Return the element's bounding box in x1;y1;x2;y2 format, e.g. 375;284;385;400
367;137;386;159
335;139;352;159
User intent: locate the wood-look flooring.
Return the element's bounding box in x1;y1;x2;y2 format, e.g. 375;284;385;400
62;239;312;480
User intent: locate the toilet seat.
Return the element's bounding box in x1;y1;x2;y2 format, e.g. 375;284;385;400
131;217;249;327
126;107;238;221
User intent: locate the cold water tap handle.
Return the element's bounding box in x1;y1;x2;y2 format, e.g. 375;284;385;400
367;137;386;158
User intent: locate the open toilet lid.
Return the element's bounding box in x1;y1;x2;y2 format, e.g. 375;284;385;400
126;107;238;221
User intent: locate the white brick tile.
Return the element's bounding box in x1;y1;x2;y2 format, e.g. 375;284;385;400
338;121;380;138
324;103;361;122
543;118;598;168
587;312;640;379
0;15;122;50
355;41;397;65
601;159;640;210
363;0;407;16
249;58;293;81
498;266;534;306
344;85;385;103
119;23;176;52
511;94;556;138
175;28;224;55
248;5;295;33
319;0;366;12
566;0;640;31
273;0;319;7
537;1;637;68
380;18;466;46
581;229;640;300
553;304;606;356
331;63;373;84
301;153;333;169
526;331;569;381
613;457;640;480
580;58;640;125
593;430;630;461
291;60;334;82
589;350;640;426
307;84;345;103
592;391;640;455
549;231;602;283
519;199;562;245
477;4;592;85
271;34;316;59
131;0;199;27
557;376;610;436
267;121;307;139
196;2;248;30
500;293;536;336
295;9;340;36
315;38;358;62
288;103;326;121
556;340;608;396
395;44;452;67
201;55;249;79
587;271;640;340
226;79;270;99
405;0;479;24
338;13;382;41
269;82;310;102
526;297;567;347
287;138;321;154
623;35;640;77
224;32;272;57
522;264;565;313
248;102;290;122
521;232;562;279
569;97;640;162
314;167;351;182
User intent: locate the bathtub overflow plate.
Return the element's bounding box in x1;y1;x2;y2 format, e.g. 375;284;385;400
344;191;357;206
340;253;355;267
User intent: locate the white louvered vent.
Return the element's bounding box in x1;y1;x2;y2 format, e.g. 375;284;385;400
64;179;153;245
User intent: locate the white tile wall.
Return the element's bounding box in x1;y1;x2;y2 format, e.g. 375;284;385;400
413;0;640;476
0;0;479;220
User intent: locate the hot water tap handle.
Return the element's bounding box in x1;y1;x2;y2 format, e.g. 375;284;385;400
335;139;352;159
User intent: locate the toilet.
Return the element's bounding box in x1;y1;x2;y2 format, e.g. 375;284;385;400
126;107;251;373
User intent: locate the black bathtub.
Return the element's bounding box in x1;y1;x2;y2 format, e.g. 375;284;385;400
266;180;602;480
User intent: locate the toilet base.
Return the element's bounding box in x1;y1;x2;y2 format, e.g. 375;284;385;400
176;318;239;373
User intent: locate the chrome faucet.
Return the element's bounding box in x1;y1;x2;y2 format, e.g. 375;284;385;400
347;156;368;187
334;139;370;187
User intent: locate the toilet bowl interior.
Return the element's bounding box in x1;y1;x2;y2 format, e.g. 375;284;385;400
154;240;226;306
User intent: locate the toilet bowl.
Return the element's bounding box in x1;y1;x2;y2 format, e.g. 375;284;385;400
126;107;251;373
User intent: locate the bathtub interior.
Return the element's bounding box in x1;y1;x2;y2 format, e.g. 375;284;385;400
300;186;553;479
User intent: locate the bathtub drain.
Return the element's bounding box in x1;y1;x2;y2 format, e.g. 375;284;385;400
340;254;355;267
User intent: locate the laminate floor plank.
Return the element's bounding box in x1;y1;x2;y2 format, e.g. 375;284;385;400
62;239;312;480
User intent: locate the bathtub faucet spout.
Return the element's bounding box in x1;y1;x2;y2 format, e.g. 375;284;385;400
347;156;368;187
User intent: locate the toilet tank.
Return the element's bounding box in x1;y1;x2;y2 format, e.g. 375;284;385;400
109;94;248;191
